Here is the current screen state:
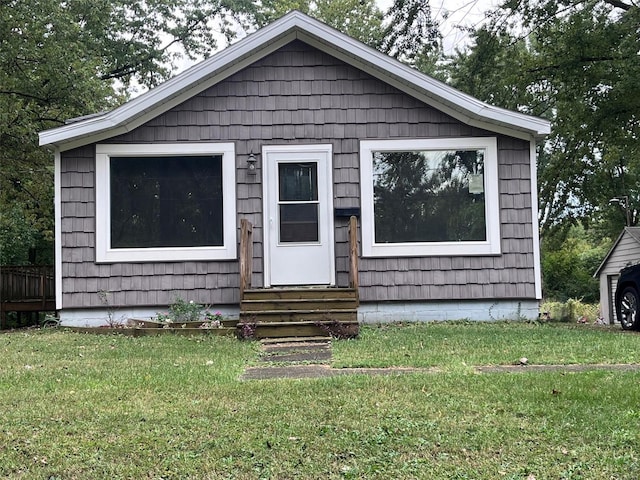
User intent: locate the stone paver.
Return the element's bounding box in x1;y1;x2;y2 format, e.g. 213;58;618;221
476;363;640;374
241;364;440;380
259;350;332;363
259;338;332;364
241;338;640;380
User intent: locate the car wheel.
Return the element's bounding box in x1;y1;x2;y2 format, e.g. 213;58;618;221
618;287;640;330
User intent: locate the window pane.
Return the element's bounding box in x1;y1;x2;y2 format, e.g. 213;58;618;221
110;155;223;248
279;204;319;243
373;150;486;243
279;163;318;201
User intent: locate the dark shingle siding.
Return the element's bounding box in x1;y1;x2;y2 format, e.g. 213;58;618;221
60;40;537;308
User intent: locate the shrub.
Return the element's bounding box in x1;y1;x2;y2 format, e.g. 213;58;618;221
540;299;601;323
155;297;224;327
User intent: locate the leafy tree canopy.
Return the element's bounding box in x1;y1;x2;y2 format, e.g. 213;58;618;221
381;0;442;73
255;0;385;48
541;223;612;302
448;0;640;245
0;0;256;264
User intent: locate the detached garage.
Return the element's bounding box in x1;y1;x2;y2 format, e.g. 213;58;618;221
594;227;640;324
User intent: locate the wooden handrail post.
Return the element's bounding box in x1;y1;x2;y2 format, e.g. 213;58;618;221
348;216;359;302
239;219;254;300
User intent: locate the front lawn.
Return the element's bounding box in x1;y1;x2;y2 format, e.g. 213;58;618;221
333;321;640;369
1;324;639;479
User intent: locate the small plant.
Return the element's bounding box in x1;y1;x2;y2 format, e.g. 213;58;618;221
200;311;223;329
167;297;204;323
315;318;358;339
237;320;257;340
97;290;124;327
154;297;226;328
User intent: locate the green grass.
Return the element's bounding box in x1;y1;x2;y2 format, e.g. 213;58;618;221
1;325;639;479
333;322;640;370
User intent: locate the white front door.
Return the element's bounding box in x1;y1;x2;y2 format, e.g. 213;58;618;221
263;145;335;286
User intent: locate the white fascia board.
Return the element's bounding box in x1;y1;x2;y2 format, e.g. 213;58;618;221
39;10;550;150
54;149;63;310
529;139;543;299
593;228;627;278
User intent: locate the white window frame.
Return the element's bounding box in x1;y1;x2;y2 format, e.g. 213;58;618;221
360;137;501;257
95;143;237;263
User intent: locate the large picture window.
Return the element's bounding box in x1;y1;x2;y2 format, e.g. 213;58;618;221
360;138;501;257
96;143;236;262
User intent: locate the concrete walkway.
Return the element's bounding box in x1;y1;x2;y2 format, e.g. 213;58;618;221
240;337;640;381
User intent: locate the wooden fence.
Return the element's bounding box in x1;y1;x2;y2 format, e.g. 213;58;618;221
1;265;55;328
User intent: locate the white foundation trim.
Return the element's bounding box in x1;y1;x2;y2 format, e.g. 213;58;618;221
58;306;240;327
358;300;540;323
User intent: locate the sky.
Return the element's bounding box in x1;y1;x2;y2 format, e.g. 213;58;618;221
377;0;500;55
137;0;499;95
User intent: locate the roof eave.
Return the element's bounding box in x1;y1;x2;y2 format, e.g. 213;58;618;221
39;10;551;150
39;15;303;149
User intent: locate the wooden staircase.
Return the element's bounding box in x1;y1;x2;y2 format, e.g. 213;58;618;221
239;287;359;339
238;217;360;339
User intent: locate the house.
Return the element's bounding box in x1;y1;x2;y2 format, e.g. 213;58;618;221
594;226;640;324
39;11;550;329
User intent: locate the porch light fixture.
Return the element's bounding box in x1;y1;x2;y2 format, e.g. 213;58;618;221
247;152;257;174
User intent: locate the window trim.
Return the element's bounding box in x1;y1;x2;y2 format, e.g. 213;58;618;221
360;138;501;257
95;143;236;263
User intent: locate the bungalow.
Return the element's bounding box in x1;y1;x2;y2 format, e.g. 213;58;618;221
39;11;550;329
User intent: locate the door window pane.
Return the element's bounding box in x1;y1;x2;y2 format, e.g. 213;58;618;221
279;163;318;201
278;162;320;243
279;204;319;242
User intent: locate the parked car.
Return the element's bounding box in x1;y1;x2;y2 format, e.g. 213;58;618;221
615;264;640;330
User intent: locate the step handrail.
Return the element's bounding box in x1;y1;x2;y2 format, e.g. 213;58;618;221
348;216;359;302
239;219;253;300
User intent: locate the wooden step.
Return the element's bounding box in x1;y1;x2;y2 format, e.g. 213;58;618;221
260;336;332;345
243;320;359;339
241;297;358;311
239;309;357;323
242;288;357;301
239;287;359;339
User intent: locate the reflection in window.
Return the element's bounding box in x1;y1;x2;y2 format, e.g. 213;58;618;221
279;163;318;202
373;150;486;243
110;155;223;248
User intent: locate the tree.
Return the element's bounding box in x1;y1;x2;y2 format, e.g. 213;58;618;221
0;0;256;264
541;224;611;302
449;0;639;245
255;0;385;48
380;0;443;75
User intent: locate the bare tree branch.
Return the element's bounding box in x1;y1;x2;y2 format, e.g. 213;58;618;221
602;0;633;10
